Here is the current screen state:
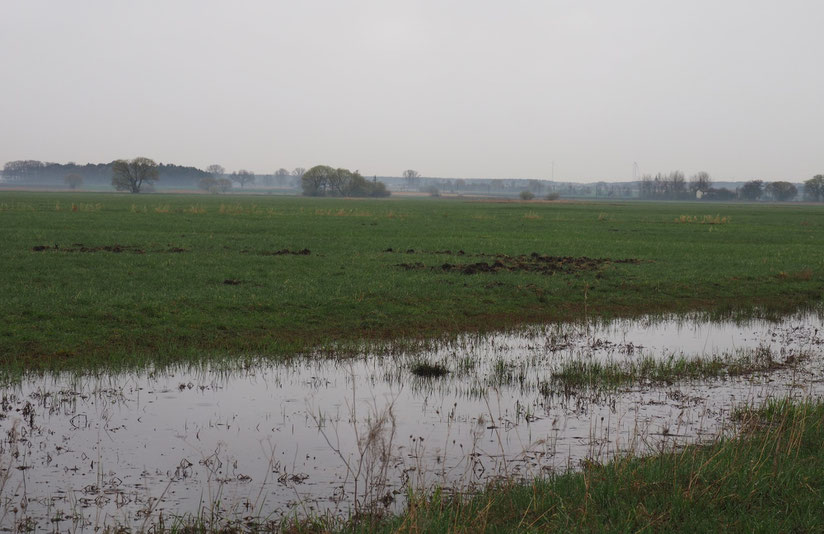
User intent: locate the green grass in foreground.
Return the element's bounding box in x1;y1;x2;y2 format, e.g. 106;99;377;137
324;399;824;533
1;192;823;374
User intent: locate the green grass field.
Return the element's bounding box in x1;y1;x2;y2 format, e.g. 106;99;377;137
2;191;823;374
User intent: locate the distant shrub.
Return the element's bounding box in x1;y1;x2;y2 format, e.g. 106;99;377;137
545;192;560;200
427;186;441;197
64;174;83;190
198;176;232;194
301;165;391;197
198;176;216;191
674;214;731;225
519;191;535;200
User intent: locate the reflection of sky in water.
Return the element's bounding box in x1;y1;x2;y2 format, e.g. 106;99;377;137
0;312;822;529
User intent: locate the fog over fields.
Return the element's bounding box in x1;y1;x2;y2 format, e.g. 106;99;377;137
2;1;823;182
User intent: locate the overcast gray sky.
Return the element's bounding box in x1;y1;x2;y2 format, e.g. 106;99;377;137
2;1;822;182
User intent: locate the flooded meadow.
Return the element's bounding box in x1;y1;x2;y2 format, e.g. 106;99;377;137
1;311;823;531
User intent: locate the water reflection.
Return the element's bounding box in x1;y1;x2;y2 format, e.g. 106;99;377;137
0;312;822;529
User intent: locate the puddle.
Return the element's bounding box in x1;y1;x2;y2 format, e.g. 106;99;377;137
0;312;822;530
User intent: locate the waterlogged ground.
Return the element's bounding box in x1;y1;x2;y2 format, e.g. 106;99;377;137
1;313;823;530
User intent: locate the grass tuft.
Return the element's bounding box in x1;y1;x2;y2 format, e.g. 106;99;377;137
410;361;449;378
551;346;792;389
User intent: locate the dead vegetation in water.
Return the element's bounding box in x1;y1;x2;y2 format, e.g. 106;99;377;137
550;346;804;390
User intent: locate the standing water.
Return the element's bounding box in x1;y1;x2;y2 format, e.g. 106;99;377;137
0;312;822;530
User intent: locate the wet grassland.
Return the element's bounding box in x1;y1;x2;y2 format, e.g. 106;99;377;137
2;192;824;532
1;191;823;375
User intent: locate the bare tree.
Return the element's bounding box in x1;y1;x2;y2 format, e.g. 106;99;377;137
64;173;83;190
402;169;420;189
668;171;686;197
231;169;255;188
198;176;216;192
206;164;225;178
273;168;291;186
216;178;232;193
639;175;654;198
689;171;712;194
112;157;159;193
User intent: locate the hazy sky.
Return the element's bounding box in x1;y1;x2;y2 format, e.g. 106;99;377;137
2;1;822;182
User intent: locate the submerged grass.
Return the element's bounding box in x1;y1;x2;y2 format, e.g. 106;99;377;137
110;399;824;533
551;346;791;389
1;191;823;376
344;399;824;534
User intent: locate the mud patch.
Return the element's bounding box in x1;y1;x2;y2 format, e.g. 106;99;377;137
384;248;466;255
31;243;190;254
243;248;311;256
32;243;145;254
397;253;642;275
396;262;426;271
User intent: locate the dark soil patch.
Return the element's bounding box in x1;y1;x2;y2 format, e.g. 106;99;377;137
32;243;190;254
245;248;311;256
32;244;146;254
384;248;466;255
397;253;643;275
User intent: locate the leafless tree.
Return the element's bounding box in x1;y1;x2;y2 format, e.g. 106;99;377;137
231;169;255;188
206;164;225;178
689;171;712;194
402;169;420;189
64;173;83;190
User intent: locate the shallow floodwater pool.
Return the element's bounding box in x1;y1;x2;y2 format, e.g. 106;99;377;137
0;312;822;530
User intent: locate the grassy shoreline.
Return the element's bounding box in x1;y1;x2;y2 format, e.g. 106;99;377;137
2;191;823;375
332;399;824;533
112;398;824;533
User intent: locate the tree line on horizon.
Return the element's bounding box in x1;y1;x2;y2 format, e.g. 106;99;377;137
1;159;210;187
2;159;823;202
639;171;824;202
